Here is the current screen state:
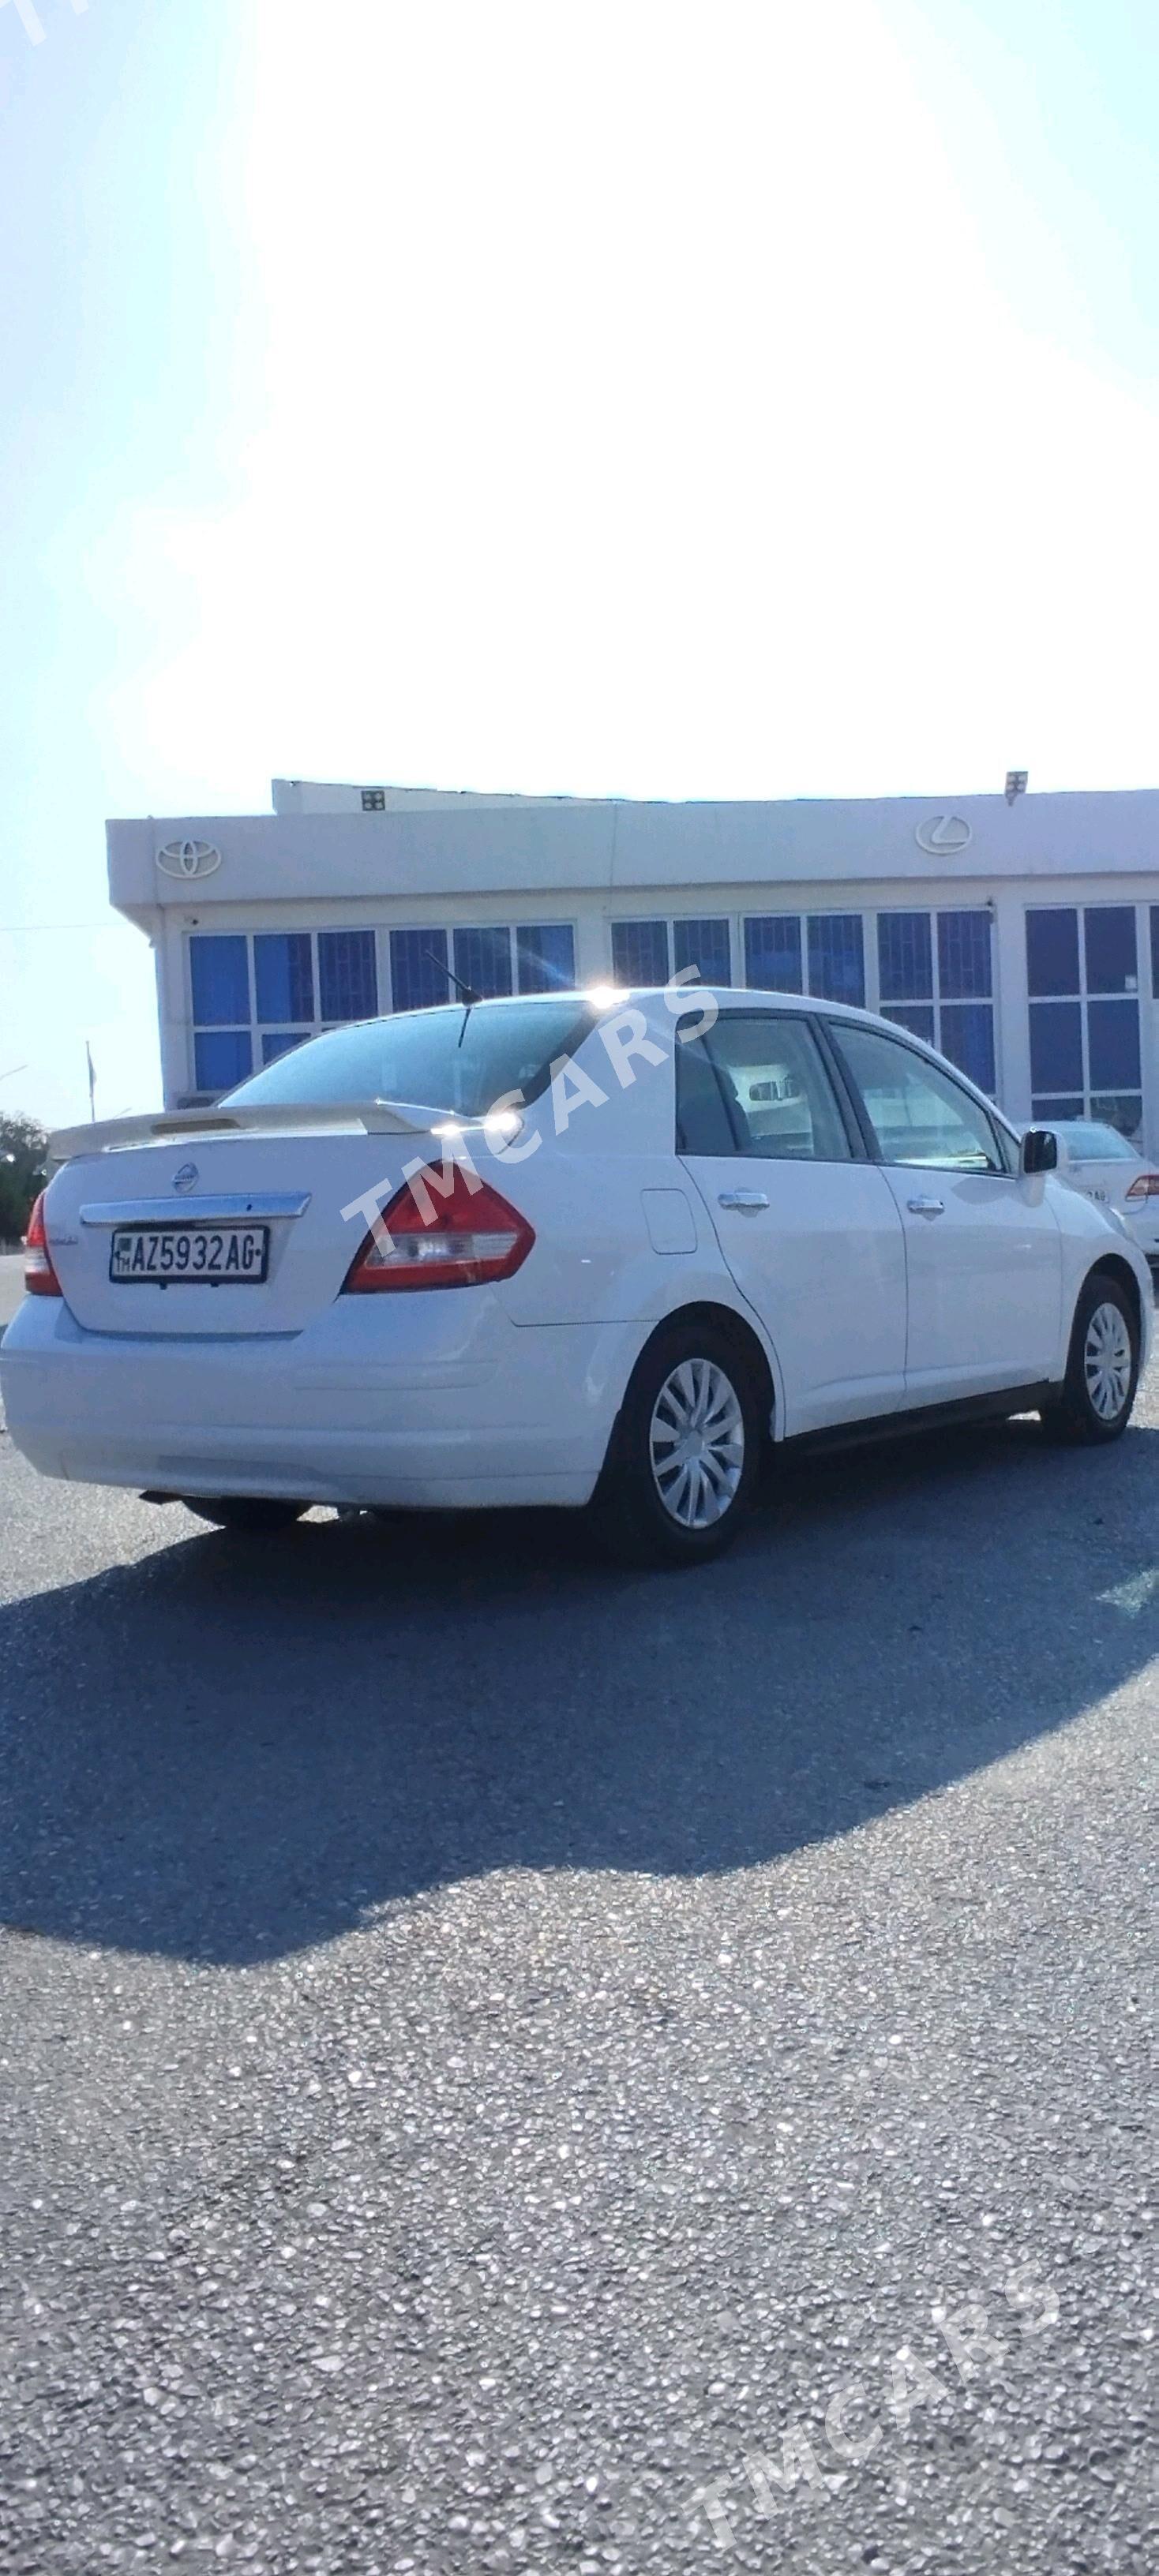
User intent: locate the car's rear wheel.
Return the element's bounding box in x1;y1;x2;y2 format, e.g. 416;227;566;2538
182;1496;309;1533
1041;1270;1140;1445
592;1320;766;1567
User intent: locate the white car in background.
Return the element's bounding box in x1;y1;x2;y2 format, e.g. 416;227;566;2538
2;989;1151;1567
1045;1118;1159;1269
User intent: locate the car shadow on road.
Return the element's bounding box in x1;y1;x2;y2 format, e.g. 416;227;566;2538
2;1417;1157;1964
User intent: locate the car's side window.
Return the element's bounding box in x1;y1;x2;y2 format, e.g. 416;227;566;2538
677;1016;854;1162
832;1023;1007;1172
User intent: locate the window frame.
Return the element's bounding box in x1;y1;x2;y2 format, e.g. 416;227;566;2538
675;1006;868;1166
821;1013;1017;1176
611;915;733;988
1025;901;1144;1139
414;920;579;1002
452;923;516;1002
186;919;580;1096
316;927;380;1026
874;906;996;1091
671;915;733;985
740;904;999;1091
513;922;579;994
743;909;865;1008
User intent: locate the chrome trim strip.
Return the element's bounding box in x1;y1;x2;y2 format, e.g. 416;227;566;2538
80;1193;312;1227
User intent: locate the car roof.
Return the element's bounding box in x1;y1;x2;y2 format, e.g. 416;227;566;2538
617;984;921;1037
625;979;942;1040
339;986;898;1032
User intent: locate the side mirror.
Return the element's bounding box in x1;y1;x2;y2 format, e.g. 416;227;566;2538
1020;1126;1058;1176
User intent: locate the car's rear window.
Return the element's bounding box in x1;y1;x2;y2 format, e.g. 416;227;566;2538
1054;1121;1139;1162
223;998;596;1118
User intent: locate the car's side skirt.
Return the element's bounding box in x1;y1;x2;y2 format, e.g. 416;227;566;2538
786;1382;1059;1458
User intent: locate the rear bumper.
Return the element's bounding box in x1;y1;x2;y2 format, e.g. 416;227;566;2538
0;1296;643;1509
1124;1210;1159;1260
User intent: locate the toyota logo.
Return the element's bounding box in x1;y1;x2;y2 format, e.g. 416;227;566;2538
156;838;223;881
915;814;972;856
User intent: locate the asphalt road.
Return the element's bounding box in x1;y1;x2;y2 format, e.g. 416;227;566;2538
1;1363;1156;2574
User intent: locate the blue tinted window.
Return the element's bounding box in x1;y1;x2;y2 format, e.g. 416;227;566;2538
940;1002;996;1093
194;1029;252;1090
938;910;992;999
744;915;803;992
453;926;512;999
1083;907;1137;995
190;935;249;1026
1030;1001;1083;1091
672;918;732;983
1026;908;1079;996
1086;999;1140;1090
254;933;313;1024
390;928;449;1013
261;1031;307;1066
1033;1095;1083;1122
882;1004;936;1044
877;914;932;1002
516;924;576;992
611;919;671;984
317;930;377;1021
808;914;865;1006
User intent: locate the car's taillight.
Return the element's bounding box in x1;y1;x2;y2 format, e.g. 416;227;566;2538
24;1191;62;1297
342;1163;535;1292
1125;1172;1159;1199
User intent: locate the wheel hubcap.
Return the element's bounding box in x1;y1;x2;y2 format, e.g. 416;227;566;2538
1083;1301;1133;1421
648;1357;745;1529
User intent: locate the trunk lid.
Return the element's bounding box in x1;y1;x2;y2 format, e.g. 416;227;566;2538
42;1109;440;1337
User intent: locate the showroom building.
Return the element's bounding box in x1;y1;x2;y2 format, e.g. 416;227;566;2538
106;777;1159;1151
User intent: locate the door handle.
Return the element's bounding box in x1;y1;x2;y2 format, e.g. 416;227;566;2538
906;1195;945;1218
718;1189;770;1212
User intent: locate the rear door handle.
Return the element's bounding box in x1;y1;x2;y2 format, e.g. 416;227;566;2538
718;1189;770;1212
906;1195;945;1218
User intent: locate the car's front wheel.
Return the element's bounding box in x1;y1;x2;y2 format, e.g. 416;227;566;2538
181;1496;309;1533
592;1320;767;1567
1041;1270;1141;1445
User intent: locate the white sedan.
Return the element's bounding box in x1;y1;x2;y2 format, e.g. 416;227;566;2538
2;989;1151;1567
1045;1118;1159;1268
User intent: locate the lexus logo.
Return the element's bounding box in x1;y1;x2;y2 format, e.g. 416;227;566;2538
172;1163;200;1193
915;814;972;856
156;837;223;882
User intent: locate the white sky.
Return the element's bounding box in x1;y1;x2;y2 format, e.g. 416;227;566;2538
2;0;1157;1125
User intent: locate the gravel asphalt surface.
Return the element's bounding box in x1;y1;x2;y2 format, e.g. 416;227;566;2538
1;1342;1156;2574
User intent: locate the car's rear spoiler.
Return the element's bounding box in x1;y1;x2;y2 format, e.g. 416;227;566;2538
47;1099;449;1163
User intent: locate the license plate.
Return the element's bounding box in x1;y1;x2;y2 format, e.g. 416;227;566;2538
109;1225;270;1285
